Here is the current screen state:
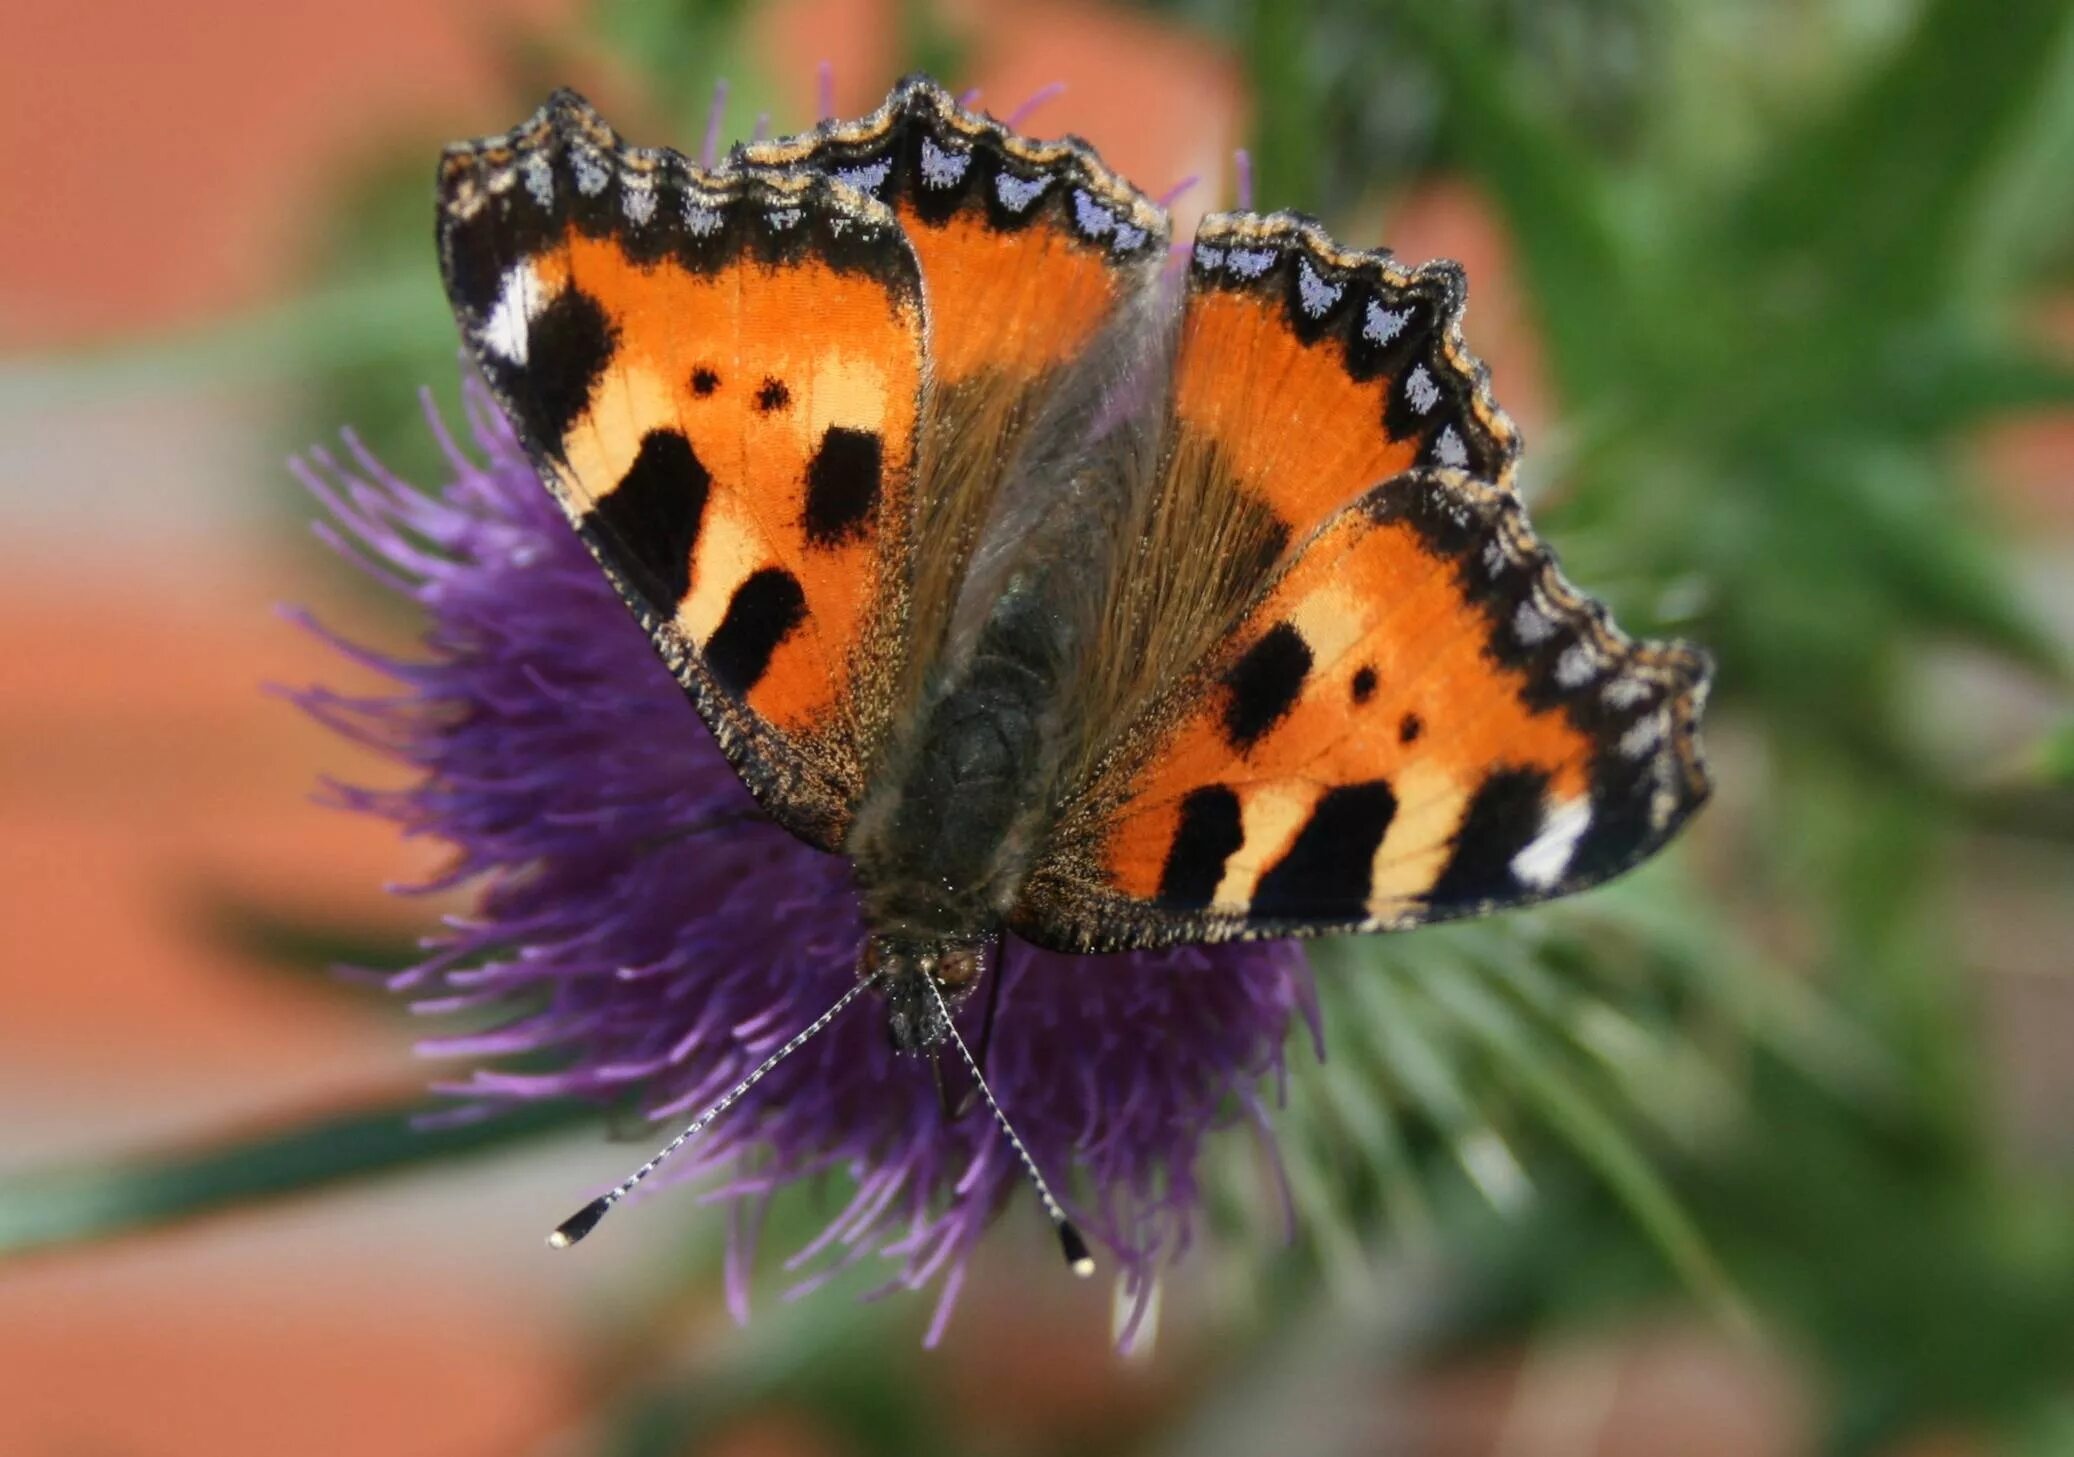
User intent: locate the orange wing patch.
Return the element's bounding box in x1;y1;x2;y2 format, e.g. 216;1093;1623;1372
536;232;921;732
437;91;927;849
741;76;1168;386
1172;212;1522;552
1014;470;1711;952
902;209;1126;382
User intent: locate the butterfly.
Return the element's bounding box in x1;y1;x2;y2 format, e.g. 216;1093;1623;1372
435;78;1712;1262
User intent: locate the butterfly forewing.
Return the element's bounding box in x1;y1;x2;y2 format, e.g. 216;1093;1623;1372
437;91;927;849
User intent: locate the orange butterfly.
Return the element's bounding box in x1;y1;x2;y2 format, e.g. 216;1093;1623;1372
435;78;1711;1264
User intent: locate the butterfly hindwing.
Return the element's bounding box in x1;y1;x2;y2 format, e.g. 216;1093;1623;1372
437;91;927;849
1015;469;1711;952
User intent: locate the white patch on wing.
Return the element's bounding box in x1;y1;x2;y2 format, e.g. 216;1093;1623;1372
1072;189;1115;236
1554;644;1598;689
1434;424;1469;468
1406;364;1441;414
571;149;609;197
1511;796;1591;890
995;172;1050;212
1604;677;1651;709
1364;301;1409;345
920;138;970;189
1226;247;1276;278
1513;599;1555;645
683;199;723;236
1619;710;1667;759
522;153;554;208
831;160;892;196
481;263;548;364
1297;259;1343;317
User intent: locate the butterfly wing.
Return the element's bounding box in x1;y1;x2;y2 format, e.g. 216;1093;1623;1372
437;92;927;850
1179;209;1522;521
1059;210;1530;782
1011;206;1709;951
1017;468;1710;951
742;77;1170;689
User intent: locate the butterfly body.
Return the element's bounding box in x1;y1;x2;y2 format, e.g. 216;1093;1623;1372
435;78;1713;1061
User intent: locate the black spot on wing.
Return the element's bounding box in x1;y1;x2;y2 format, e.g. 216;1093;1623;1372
506;287;618;447
705;567;807;696
755;377;791;412
1424;767;1548;909
1351;665;1378;704
581;429;709;608
1157;786;1245;908
1399;712;1423;744
691;367;720;396
1221;622;1312;751
1252;781;1399;918
803;426;883;547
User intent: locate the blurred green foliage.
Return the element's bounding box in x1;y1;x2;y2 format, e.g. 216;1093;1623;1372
1;0;2069;1453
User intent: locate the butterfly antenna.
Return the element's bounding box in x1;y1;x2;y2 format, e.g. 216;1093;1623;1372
922;973;1094;1278
548;974;877;1249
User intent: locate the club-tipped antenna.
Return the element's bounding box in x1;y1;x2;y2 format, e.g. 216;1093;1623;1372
548;974;876;1249
922;973;1094;1278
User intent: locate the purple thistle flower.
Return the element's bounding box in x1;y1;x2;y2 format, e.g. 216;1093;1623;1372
291;377;1318;1347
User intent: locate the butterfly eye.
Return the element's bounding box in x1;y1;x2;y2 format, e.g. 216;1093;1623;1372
935;945;984;990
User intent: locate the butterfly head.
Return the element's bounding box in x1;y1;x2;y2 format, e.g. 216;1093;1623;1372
860;934;985;1053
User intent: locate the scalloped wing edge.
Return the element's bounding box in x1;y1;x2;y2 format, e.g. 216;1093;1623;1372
735;73;1173;262
1188;208;1523;492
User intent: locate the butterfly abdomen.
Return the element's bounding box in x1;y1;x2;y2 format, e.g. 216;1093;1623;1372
850;579;1071;938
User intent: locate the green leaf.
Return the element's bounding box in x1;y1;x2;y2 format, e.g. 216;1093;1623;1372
1244;0;1324;214
2041;720;2074;786
1386;0;1640;399
1408;957;1741;1323
0;1094;591;1259
1735;0;2074;302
